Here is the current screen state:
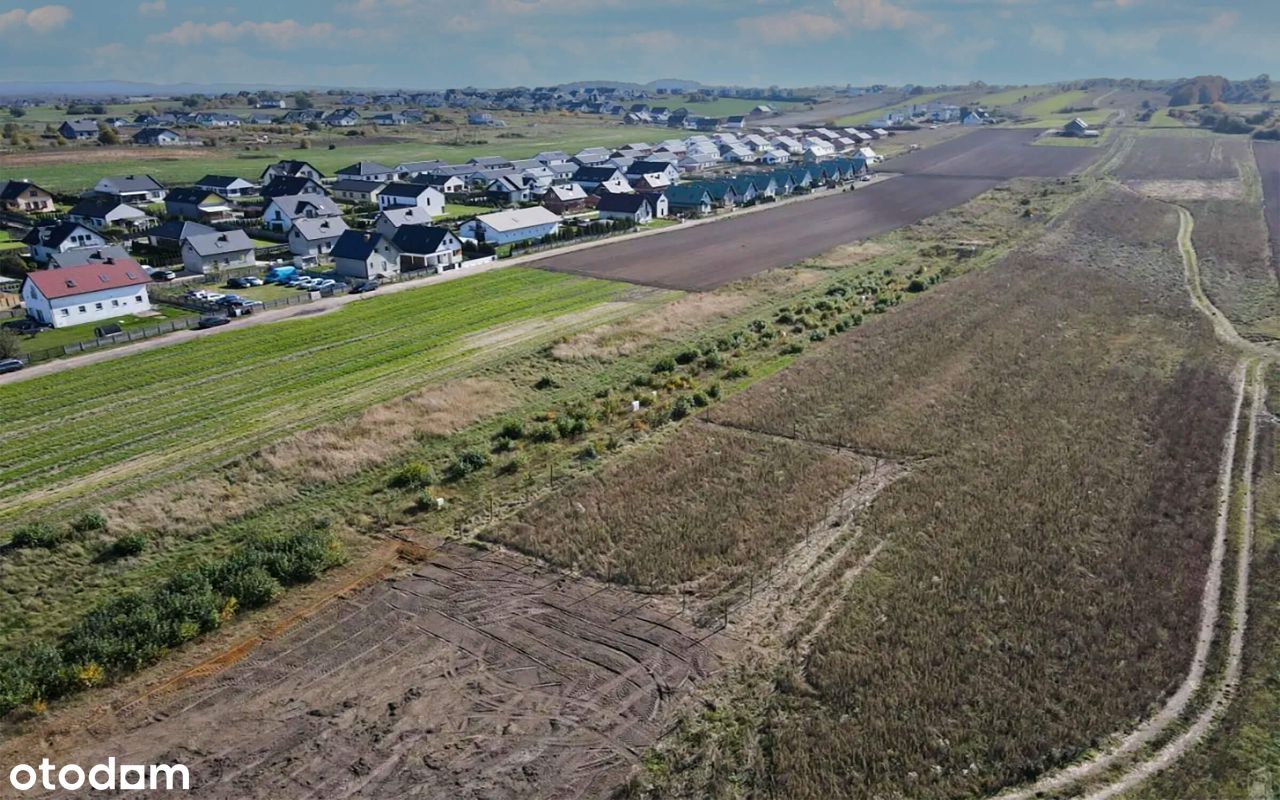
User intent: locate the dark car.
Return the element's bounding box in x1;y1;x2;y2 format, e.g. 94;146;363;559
150;269;176;281
226;277;252;289
0;358;25;374
196;316;231;330
351;281;379;294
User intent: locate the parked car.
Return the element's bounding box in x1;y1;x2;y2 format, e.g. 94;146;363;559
214;295;244;307
150;269;176;281
0;358;25;374
351;281;379;294
243;276;264;286
226;277;254;289
196;316;231;330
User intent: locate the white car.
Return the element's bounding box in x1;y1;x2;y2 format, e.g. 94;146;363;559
244;276;264;286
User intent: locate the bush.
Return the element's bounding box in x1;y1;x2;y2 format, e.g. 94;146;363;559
782;342;805;355
691;392;710;408
111;534;147;558
579;442;599;460
725;366;750;379
556;415;590;439
72;512;108;534
707;383;722;400
809;330;827;342
221;566;281;610
446;449;489;481
391;462;436;489
675;349;700;365
10;522;63;549
499;453;527;475
529;422;560;443
497;419;525;440
907;278;927;293
669;396;692;421
652;356;676;374
702;351;725;369
534;375;560;390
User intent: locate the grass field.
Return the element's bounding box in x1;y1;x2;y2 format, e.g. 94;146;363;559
10;305;193;356
980;84;1055;107
1010;89;1114;128
0;268;630;525
833;91;956;125
678;98;804;117
0;121;632;193
0;231;25;251
622;184;1236;799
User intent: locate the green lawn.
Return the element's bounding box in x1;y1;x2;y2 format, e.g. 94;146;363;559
644;218;680;229
979;85;1056;108
0;123;633;194
0;231;25;252
0;268;630;522
212;282;298;302
13;305;193;356
441;202;493;220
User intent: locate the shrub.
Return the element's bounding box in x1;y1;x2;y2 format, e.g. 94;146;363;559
725;366;750;379
497;419;525;440
221;566;282;610
782;342;805;355
446;449;489;482
416;490;443;511
390;462;436;489
675;349;700;365
71;512;108;534
670;396;692;421
534;375;560;390
556;415;590;439
579;442;599;460
702;351;725;369
809;330;827;342
499;453;527;475
632;374;653;388
529;422;560;443
691;392;710;408
111;534;147;558
907;278;927;293
10;522;63;549
707;383;722;400
652;356;676;374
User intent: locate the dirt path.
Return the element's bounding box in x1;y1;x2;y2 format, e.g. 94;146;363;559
992;201;1269;800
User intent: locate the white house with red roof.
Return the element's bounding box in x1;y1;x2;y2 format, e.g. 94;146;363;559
21;258;153;328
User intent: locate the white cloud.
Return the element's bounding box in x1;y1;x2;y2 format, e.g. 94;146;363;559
148;19;335;47
737;11;844;43
832;0;923;30
0;4;72;34
137;0;167;15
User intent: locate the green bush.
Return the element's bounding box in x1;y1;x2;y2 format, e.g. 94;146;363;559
71;512;108;533
907;278;927;293
675;349;700;365
579;442;599;460
221;566;282;610
10;522;63;549
529;422;560;443
782;342;805;355
725;366;750;379
651;356;676;374
556;415;589;439
497;419;525;440
390;462;436;489
111;534;147;558
446;449;489;482
809;330;827;342
702;351;725;369
416;489;443;511
670;396;692;421
534;375;560;390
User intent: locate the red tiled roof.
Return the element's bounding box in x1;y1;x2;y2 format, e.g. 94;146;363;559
25;259;151;300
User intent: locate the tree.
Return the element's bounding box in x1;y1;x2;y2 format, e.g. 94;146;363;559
97;123;119;145
7;106;25;118
292;92;314;110
0;329;21;360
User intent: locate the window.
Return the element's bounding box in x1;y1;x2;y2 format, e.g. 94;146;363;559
94;303;103;310
59;309;68;317
111;299;120;307
78;305;86;313
135;295;143;303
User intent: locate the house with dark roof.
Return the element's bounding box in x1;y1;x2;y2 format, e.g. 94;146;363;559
181;229;256;273
331;178;388;205
146;220;215;251
540;183;590;214
195;175;258;197
164;187;235;223
133;127;183;146
413;172;468;194
664;185;713;216
22;259;152;328
336;161;397;183
259;159;324;184
68;196;153;232
22;222;106;264
486;175;533;205
377;182;444;216
596;192;659;224
325;108;361;127
58;119;99;140
688;181;738;209
93;175;165;204
0;180;55;214
260;175;326;199
332;225;463;281
573;166;631;194
47;244;132;269
395;159;446;178
288;216;349;258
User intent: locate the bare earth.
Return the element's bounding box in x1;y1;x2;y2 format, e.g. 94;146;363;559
12;545;720;800
1255;140;1280;278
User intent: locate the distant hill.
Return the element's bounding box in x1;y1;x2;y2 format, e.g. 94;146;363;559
1168;74;1271;106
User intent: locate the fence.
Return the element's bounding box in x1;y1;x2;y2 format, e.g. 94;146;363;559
20;316;201;364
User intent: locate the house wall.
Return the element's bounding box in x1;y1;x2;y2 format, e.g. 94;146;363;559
335;249;396;281
288;233;341;258
26;283;152;329
463;220;560;245
182;246;255;274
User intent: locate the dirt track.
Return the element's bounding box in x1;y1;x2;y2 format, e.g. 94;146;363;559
535;129;1101;291
13;545;719;799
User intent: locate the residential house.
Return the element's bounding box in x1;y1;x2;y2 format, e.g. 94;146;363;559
395;159;446;179
336;161;397;183
691;181;738;209
288;217;349;258
94;175;165;204
534;150;571;165
377;182;445;215
331;178;388;205
325;108;361;127
486;174;533;205
761;148;791;165
333;226;464;281
47;245;132;269
414;172;468;194
372;206;436;237
58;119;99;140
724;115;746;130
678;152;719;172
1063;118;1098;138
0;180;55;213
260;160;325;184
193;112;242;127
260;175;326;199
262;193;342;232
164;187;235;223
180;229;256;274
638;191;669;219
67;196;153;231
369;112;409;126
21;259;152;329
625;159;680;186
596;192;656;224
573;166;631;193
546;162;578;184
21;221;106;264
769;171;797;196
728;176;764;204
195;175;258;197
458;207;562;246
146;220;215;250
468;156;512;170
540;183;590;214
664;185;713;216
133;127;183;146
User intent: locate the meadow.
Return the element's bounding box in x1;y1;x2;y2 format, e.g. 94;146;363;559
625;185;1236;799
1010;88;1114;128
0;268;632;525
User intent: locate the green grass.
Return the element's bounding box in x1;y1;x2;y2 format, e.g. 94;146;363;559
441;202;493;220
980;85;1055;107
643;218;679;229
833;91;957;126
0;268;630;522
0;124;632;193
213;282;298;302
1009;89;1114;128
0;231;24;251
13;306;194;355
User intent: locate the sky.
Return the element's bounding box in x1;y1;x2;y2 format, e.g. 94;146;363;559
0;0;1275;90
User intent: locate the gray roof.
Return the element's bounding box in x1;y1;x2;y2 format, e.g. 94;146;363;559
183;229;255;257
269;193;341;219
291;216;349;241
98;174;165;194
337;161;394;177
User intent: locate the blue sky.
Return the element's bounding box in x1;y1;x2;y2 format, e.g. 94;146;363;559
0;0;1275;89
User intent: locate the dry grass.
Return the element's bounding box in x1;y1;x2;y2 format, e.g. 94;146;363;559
108;379;515;534
1130;179;1245;201
550;293;754;362
807;241;893;268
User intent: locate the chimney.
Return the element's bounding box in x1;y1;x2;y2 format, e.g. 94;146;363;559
104;256;114;265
